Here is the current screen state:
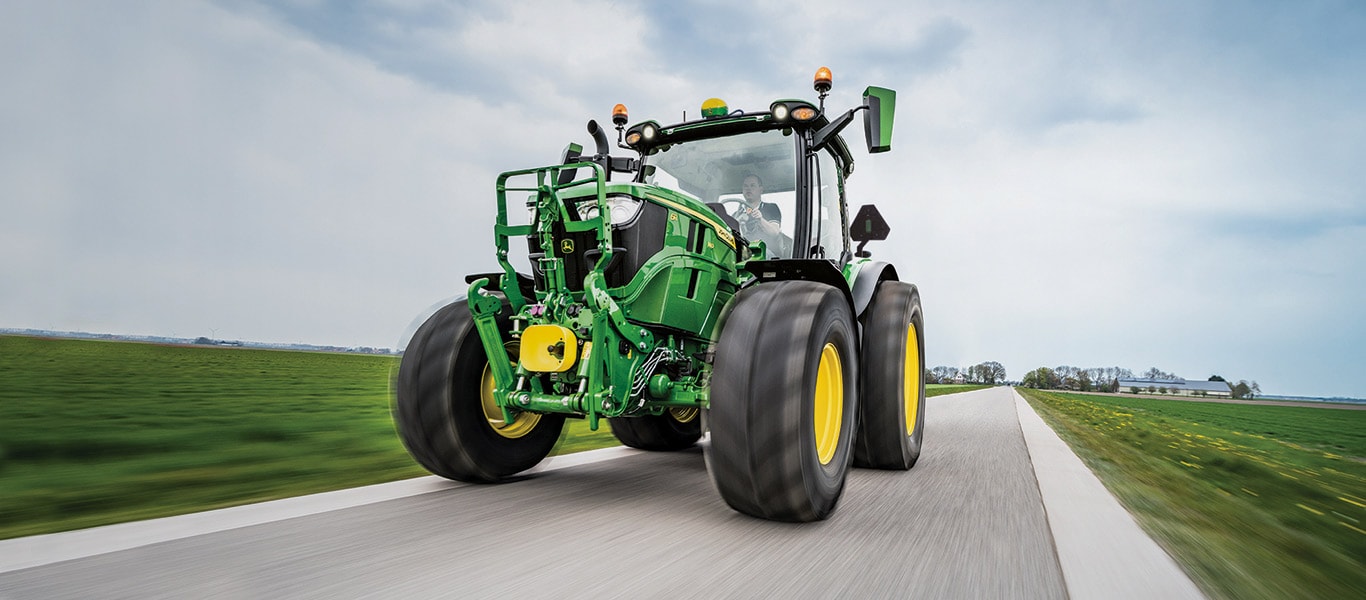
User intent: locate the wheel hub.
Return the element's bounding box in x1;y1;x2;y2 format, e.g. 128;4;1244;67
904;323;920;436
813;342;843;465
481;364;541;438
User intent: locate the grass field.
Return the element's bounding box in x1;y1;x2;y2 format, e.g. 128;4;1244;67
1018;388;1366;599
0;335;620;540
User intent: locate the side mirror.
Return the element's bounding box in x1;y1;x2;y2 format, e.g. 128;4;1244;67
849;204;890;258
862;86;896;154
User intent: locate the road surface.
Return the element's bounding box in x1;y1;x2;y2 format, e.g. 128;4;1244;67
0;387;1200;599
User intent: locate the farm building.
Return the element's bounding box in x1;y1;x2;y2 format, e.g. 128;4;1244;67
1117;378;1232;397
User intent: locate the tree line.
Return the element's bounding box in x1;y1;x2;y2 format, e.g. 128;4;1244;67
1020;366;1135;392
1018;366;1261;399
925;362;1007;385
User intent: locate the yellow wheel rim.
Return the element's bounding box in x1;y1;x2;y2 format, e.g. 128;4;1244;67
480;364;540;439
905;323;921;436
669;407;699;423
813;342;843;465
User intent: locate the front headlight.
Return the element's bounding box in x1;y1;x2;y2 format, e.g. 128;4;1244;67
577;194;643;226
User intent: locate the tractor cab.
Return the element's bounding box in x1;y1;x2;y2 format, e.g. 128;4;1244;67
619;84;893;265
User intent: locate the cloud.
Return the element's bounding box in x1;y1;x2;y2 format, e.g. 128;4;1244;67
2;1;1362;397
0;1;534;346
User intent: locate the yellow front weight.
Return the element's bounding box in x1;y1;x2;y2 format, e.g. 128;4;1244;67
519;324;579;373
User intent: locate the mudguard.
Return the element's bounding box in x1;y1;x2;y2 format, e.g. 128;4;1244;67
849;261;899;320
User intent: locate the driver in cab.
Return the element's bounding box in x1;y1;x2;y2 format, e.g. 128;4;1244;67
735;174;782;246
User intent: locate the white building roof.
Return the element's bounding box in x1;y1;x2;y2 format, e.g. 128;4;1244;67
1117;378;1232;393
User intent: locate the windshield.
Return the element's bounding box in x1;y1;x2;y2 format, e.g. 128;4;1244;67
644;129;797;258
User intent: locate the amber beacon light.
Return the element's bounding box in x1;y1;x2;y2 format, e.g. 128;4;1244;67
814;66;833;93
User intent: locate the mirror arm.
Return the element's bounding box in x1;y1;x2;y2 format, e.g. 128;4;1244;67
811;106;867;153
854;239;872;259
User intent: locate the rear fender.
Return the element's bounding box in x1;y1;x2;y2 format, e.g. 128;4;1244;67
743;259;854;314
847;261;899;320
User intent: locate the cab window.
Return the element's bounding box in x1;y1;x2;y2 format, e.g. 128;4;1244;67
643;129;798;258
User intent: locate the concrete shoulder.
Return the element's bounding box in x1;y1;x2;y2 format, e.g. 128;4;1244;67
1012;388;1206;600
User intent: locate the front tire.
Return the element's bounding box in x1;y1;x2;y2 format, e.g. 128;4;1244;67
854;281;926;470
393;300;564;482
707;281;858;522
608;409;702;451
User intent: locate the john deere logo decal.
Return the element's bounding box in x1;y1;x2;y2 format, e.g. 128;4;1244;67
560;239;574;254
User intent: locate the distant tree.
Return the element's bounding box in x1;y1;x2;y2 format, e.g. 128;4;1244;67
1158;386;1168;395
194;337;212;345
1250;381;1261;398
1208;375;1226;382
925;368;937;384
930;366;958;384
1144;367;1181;381
1231;380;1252;399
970;361;1006;385
1022;367;1061;390
1147;385;1156;394
1085;368;1105;391
1129;386;1140;394
1054;365;1078;382
1077;370;1093;392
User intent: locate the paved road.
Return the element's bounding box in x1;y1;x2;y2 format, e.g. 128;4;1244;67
0;389;1076;599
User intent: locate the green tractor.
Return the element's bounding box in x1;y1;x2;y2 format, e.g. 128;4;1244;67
394;68;925;522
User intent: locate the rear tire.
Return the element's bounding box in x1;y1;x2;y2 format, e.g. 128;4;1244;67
854;281;926;470
707;281;858;522
394;300;564;482
608;409;702;451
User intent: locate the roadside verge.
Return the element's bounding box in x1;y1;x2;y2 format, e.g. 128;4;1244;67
1013;388;1205;599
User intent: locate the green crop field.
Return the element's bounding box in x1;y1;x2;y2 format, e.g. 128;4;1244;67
1018;388;1366;599
0;335;620;540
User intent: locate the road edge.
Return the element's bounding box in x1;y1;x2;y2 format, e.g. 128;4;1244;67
1012;388;1206;600
0;445;642;574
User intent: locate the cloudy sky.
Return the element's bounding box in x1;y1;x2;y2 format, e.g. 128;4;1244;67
2;1;1362;398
